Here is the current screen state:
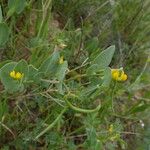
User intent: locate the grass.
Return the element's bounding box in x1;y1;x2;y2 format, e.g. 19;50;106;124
0;0;150;149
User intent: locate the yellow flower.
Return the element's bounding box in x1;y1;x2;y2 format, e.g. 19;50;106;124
111;69;127;81
121;74;127;81
59;56;64;64
108;124;114;133
15;72;23;79
110;134;120;141
59;43;67;49
10;70;16;78
9;70;24;80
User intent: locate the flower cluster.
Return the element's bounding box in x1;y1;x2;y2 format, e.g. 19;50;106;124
10;70;24;80
108;124;114;133
59;56;64;64
111;69;127;81
110;133;120;141
58;43;67;49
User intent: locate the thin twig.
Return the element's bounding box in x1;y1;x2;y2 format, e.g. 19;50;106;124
0;121;16;139
34;107;68;140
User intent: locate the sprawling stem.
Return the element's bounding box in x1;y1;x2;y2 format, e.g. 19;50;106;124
111;81;117;113
64;94;101;113
34;106;68;140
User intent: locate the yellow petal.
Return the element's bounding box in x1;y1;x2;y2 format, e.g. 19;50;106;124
112;71;119;80
15;72;22;79
121;74;127;81
10;70;16;78
111;69;118;75
59;43;67;49
108;124;114;133
59;56;64;64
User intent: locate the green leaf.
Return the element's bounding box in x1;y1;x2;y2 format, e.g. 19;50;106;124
0;5;3;23
39;51;60;76
126;102;150;115
81;85;98;97
84;127;102;150
0;99;8;121
85;37;99;53
0;62;23;92
102;67;112;87
14;59;29;81
87;46;115;74
0;60;12;69
56;61;68;81
86;64;102;75
67;140;77;150
33;72;44;85
84;67;111;98
92;45;115;69
28;65;38;81
0;23;9;46
56;61;68;94
8;0;26;16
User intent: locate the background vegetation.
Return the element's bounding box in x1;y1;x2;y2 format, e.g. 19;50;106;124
0;0;150;149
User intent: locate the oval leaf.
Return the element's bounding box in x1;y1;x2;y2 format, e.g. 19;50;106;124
0;62;23;92
0;23;9;46
92;45;115;69
8;0;26;15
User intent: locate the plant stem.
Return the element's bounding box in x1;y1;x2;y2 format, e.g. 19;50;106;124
111;81;117;113
34;106;68;140
64;97;101;113
37;0;52;38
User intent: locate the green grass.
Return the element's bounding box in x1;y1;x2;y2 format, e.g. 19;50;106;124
0;0;150;149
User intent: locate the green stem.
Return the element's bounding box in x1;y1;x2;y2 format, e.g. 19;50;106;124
65;98;101;113
68;126;85;136
129;55;149;90
111;81;117;113
37;0;52;38
66;73;103;82
34;106;68;140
